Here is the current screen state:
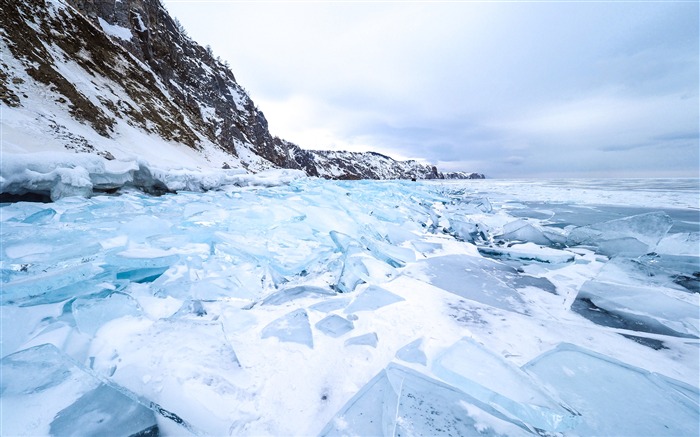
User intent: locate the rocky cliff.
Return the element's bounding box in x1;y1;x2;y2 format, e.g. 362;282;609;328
0;0;484;180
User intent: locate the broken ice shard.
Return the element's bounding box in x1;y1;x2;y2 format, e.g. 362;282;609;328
315;314;354;337
344;332;378;348
1;344;158;437
261;309;313;347
344;285;404;314
320;363;529;436
567;211;673;256
50;384;158;437
478;242;574;264
72;292;142;336
1;262;103;306
395;338;427;365
432;337;579;433
572;280;699;338
411;254;526;313
523;343;699;436
497;219;554;246
261;285;335;306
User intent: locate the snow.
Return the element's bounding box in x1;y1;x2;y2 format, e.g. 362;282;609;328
1;178;698;436
0;151;305;200
97;17;133;41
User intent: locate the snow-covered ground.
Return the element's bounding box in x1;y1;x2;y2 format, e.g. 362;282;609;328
1;178;698;436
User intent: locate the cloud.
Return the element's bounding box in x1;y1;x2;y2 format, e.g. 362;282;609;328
165;0;699;177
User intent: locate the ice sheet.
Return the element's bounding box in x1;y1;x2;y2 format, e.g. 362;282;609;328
1;178;698;435
523;343;699;436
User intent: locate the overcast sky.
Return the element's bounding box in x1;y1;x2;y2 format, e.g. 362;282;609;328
164;0;699;178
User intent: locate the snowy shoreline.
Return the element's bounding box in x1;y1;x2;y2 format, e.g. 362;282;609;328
0;151;307;201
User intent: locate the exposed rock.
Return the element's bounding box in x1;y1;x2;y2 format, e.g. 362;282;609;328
0;0;483;180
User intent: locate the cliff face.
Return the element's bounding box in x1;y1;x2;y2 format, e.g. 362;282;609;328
1;0;483;180
62;0;286;165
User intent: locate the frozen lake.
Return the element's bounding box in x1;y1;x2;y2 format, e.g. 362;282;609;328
1;177;698;436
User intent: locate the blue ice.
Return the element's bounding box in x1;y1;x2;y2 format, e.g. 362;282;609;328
315;315;354;337
344;286;404;314
261;309;313;348
523;343;699;436
395;338;427;365
1;344;158;437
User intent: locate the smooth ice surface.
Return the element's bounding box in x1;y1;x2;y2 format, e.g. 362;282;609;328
409;254;527;313
343;285;404;314
261;309;314;347
432;338;578;433
1;344;159;437
50;384;158;437
1;178;698;436
573;279;699;338
321;363;528;436
523;343;700;436
567;211;674;256
478;242;575;264
344;332;378;348
315;315;354;338
73;292;142;336
395;338;427;365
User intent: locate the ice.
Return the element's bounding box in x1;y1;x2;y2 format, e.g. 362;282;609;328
497;219;554;246
1;177;698;434
523;343;700;436
334;246;371;293
478;242;575;264
1;344;159;437
395;338;427;365
432;337;579;433
315;314;354;337
567;211;673;256
261;309;314;347
1;263;104;306
572;279;699;338
261;285;335;306
321;363;529;436
308;297;351;313
50;384;158;437
72;292;142;336
410;254;526;313
22;207;56;223
360;235;416;267
318;368;389;436
344;332;378;348
344;285;404;314
657;232;700;256
0;152;304;200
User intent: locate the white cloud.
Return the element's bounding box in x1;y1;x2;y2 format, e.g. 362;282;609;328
164;0;699;177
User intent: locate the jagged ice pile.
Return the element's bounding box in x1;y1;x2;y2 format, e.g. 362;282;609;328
1;178;698;436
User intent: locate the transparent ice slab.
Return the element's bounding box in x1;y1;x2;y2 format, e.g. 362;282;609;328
432;337;579;433
72;292;143;336
320;363;529;436
497;219;555;246
315;315;355;338
344;332;378;348
411;254;526;313
395;338;427;365
523;343;700;436
567;211;673;256
344;285;404;314
478;242;574;264
572;279;699;338
261;285;336;306
1;344;158;437
261;309;313;348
